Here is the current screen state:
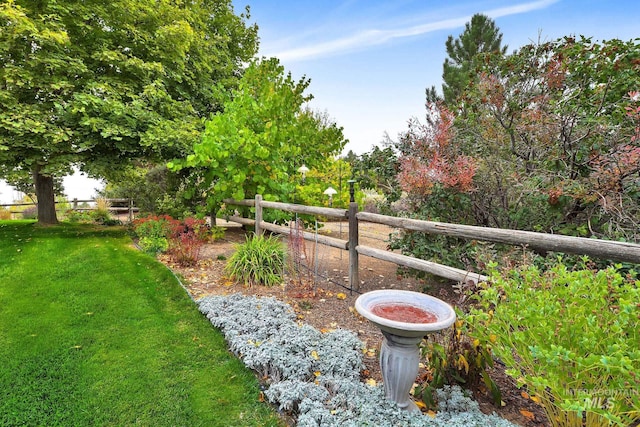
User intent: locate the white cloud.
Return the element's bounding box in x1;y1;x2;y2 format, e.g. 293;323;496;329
266;0;559;62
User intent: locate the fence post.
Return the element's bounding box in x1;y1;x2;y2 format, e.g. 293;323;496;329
255;194;263;236
128;198;133;223
348;180;359;293
73;198;78;210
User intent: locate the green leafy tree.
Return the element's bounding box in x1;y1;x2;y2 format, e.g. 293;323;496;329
429;13;507;106
295;157;353;209
350;145;401;204
169;58;347;216
100;163;180;215
0;0;257;224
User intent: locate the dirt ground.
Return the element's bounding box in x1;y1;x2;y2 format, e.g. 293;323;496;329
159;220;548;427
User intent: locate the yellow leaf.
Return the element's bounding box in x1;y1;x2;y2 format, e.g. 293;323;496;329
489;334;497;343
336;292;347;300
457;354;469;374
310;350;319;360
530;395;542;404
427;410;436;418
415;401;427;410
365;378;377;387
314;371;321;377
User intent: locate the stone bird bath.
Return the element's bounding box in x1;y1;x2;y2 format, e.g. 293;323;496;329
355;289;456;412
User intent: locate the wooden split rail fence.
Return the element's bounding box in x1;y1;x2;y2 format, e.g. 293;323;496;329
0;198;138;222
223;195;640;293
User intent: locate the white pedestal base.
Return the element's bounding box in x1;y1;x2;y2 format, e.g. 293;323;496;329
380;331;422;412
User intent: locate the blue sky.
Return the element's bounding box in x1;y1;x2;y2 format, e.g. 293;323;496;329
1;0;639;203
238;0;639;155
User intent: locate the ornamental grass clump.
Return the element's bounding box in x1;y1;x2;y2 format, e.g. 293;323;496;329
467;260;640;427
225;234;286;287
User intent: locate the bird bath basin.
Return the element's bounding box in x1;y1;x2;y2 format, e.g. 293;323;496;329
355;290;456;412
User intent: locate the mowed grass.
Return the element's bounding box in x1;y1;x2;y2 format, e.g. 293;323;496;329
0;221;284;427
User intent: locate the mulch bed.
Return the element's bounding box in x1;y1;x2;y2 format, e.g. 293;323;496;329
160;223;548;427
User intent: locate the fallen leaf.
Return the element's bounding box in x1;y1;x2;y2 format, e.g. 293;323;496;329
519;409;535;420
415;400;427;410
336;292;347;300
365;378;377;387
310;350;319;360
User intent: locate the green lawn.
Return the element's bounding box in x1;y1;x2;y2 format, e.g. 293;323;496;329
0;221;284;427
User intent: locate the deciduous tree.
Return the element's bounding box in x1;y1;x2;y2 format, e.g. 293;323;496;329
0;0;257;224
168;58;347;216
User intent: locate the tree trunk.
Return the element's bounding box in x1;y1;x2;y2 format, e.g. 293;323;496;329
33;166;58;225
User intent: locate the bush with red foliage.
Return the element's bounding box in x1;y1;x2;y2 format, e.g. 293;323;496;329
133;215;210;266
166;217;210;267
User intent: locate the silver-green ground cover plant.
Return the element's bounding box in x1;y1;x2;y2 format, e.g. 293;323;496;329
198;294;516;426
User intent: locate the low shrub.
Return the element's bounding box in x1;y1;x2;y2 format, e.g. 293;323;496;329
467;260;640;426
133;215;211;264
388;231;477;277
416;317;500;410
133;215;174;254
139;236;169;254
21;206;37;220
0;208;11;220
226;234;286;287
166;217;210;266
64;209;93;223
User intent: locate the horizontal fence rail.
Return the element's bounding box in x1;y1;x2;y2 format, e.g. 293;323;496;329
222;194;640;292
357;212;640;265
355;245;487;283
0;198;138;220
